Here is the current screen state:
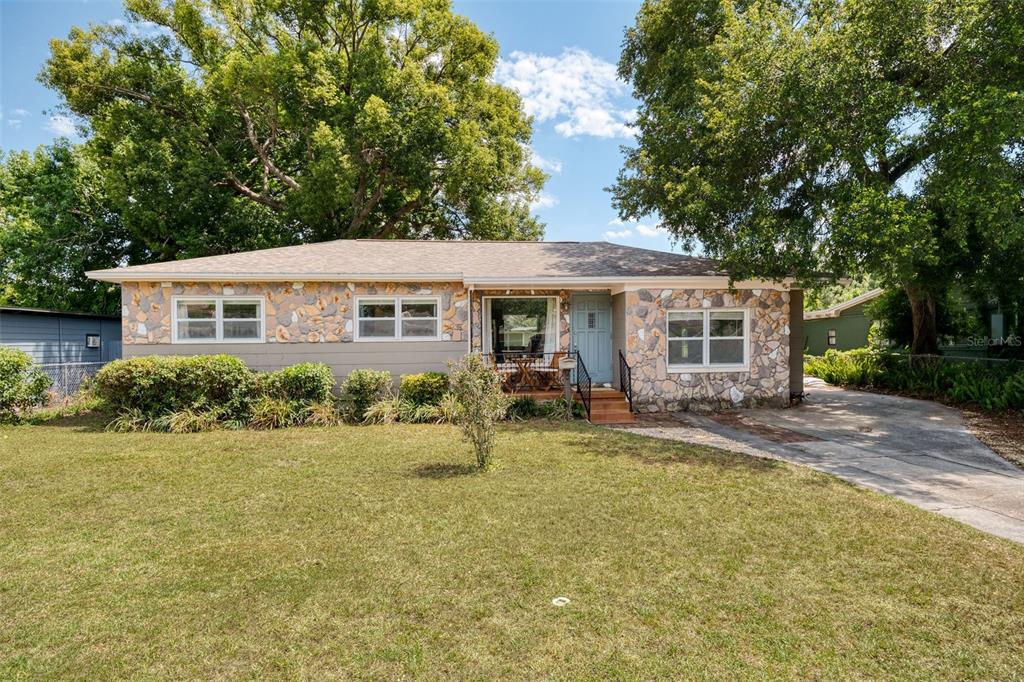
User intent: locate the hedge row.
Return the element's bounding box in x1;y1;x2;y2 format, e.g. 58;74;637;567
0;352;582;433
92;357;496;431
805;349;1024;412
94;355;337;430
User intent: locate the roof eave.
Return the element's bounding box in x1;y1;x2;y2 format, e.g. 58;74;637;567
465;276;795;291
85;270;464;283
804;288;884;319
86;270;797;291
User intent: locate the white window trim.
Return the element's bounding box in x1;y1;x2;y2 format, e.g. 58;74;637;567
354;295;441;342
666;307;750;373
481;295;561;355
827;328;838;346
171;295;265;344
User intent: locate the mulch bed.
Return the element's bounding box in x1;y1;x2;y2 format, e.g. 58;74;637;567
960;408;1024;469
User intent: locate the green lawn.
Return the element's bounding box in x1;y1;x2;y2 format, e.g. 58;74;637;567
2;417;1022;679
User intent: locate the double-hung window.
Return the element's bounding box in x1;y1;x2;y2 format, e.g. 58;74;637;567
667;308;748;371
356;297;440;340
173;297;264;343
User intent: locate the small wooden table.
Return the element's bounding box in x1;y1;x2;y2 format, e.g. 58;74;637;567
512;354;542;391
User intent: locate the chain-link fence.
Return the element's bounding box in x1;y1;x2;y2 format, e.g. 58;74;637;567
38;362;105;398
907;353;1022;370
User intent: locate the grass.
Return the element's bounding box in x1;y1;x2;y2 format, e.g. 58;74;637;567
1;417;1023;679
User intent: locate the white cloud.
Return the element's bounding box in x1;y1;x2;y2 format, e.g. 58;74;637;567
603;229;632;239
635;224;666;237
6;108;28;130
530;192;558;211
495;48;635;139
530;149;563;174
46;115;77;137
607;218;667;239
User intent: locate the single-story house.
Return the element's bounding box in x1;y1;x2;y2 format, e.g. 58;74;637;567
804;289;883;355
0;306;122;365
86;240;803;416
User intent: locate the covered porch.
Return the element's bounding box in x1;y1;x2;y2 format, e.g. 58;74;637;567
467;289;634;423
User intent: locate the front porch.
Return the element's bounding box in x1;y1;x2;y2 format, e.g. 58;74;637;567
503;384;635;425
470;290;634;424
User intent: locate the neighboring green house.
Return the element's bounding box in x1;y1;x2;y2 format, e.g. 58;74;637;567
804;289;883;355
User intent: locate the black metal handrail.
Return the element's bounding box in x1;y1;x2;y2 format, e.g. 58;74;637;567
618;349;633;413
575;350;592;421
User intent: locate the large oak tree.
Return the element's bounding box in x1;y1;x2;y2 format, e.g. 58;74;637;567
614;0;1024;353
41;0;545;263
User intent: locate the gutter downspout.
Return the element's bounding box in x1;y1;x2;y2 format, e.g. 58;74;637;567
467;285;474;355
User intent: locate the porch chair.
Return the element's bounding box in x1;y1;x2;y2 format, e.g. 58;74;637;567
535;351;565;391
490;354;518;392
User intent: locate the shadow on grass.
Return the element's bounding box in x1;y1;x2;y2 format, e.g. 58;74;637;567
25;412;109;432
504;419;781;472
411;462;481;479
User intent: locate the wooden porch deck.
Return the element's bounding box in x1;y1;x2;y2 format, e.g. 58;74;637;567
503;386;635;425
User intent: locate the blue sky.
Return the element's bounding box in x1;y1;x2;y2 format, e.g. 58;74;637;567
0;0;679;252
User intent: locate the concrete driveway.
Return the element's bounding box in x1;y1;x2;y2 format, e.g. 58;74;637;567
620;377;1024;544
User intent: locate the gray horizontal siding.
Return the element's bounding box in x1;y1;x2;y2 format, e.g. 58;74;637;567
123;341;467;379
1;311;121;364
3;342;102;364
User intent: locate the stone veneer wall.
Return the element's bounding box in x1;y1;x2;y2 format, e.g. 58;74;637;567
468;290;572;353
625;288;791;411
121;281;469;345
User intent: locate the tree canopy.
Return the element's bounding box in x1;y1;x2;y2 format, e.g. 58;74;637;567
41;0;545;263
0;142;125;314
614;0;1024;352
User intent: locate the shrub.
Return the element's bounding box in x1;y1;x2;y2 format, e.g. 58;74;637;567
399;371;449;406
506;396;542;421
94;355;255;419
168;407;225;433
539;397;584;420
248;395;296;429
265;363;335;403
804;349;881;387
342;369;393;419
107;407;151;433
403;401;442;424
95;356;343;431
362;397;445;424
448;354;509;468
435;392;461;424
807;349;1024;413
362;397;404;424
301;400;343;426
0;347;52;423
1003;372;1024;411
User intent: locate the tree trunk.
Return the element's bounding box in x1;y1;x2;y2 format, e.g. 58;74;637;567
905;284;939;355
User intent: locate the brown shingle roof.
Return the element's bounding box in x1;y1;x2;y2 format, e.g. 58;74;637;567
87;239;727;282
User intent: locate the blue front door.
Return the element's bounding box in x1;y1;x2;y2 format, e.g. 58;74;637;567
571;294;613;384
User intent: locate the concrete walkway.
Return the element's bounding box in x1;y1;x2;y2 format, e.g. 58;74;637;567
618;377;1024;544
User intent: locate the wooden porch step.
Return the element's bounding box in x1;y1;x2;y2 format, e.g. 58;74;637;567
589;409;636;425
576;389;635;425
588;389;628;401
